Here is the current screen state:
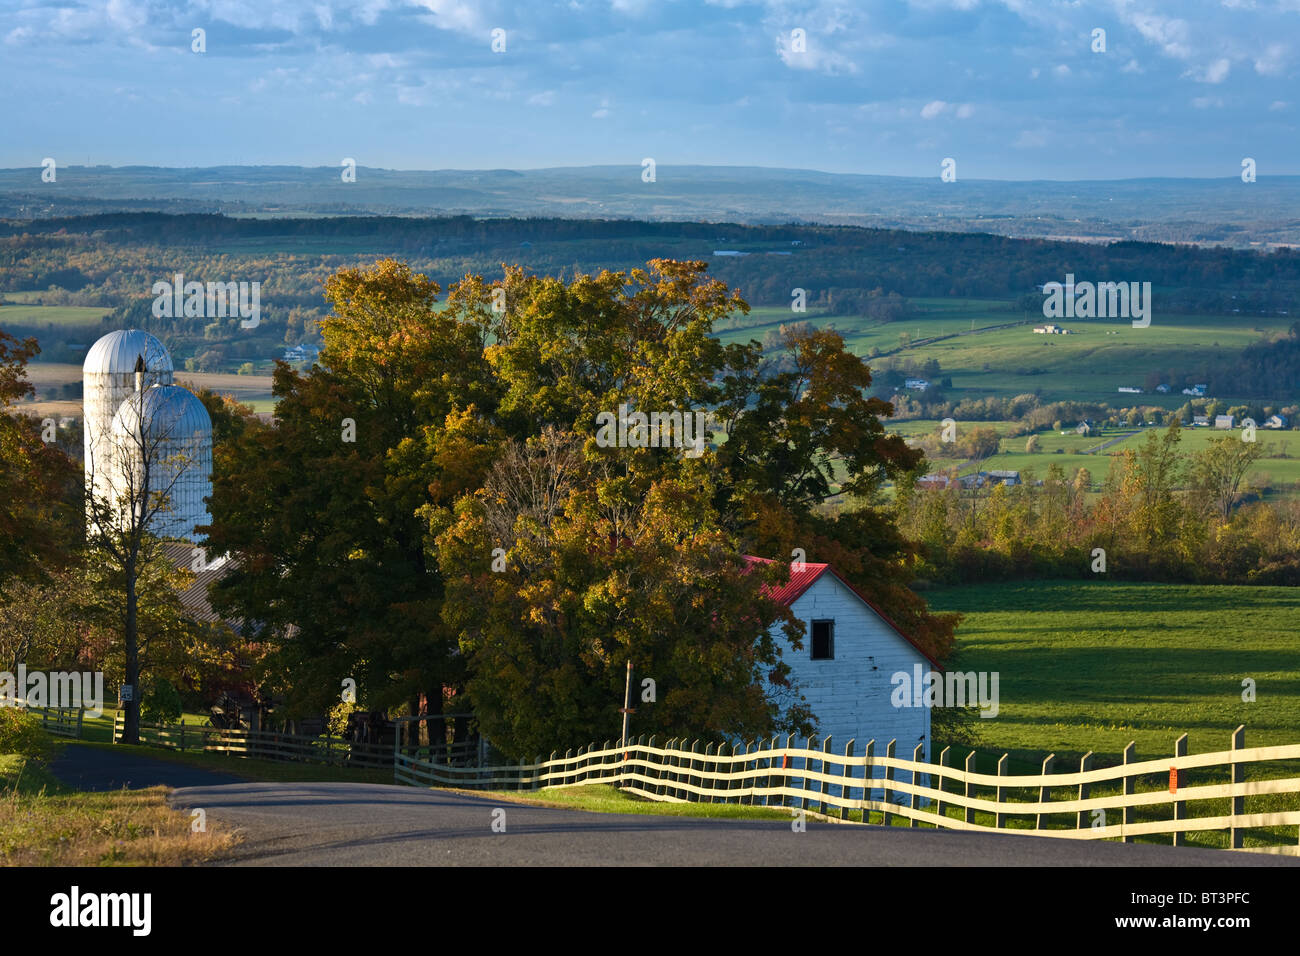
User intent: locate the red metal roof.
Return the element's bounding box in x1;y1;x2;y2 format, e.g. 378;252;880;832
743;555;940;669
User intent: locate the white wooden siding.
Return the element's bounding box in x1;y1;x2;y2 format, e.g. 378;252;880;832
765;573;931;789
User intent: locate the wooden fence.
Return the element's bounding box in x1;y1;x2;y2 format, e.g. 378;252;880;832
112;715;391;769
394;725;1300;855
9;699;83;738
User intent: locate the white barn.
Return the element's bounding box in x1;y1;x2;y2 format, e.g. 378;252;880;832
747;556;938;796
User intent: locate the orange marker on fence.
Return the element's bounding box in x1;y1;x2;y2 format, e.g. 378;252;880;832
1169;767;1178;793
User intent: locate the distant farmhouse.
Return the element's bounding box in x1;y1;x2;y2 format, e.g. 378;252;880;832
1182;385;1206;397
904;378;930;391
1032;324;1071;334
917;470;1020;490
1076;421;1093;435
1118;386;1142;394
1265;414;1289;429
1155;384;1171;393
1215;415;1235;429
283;344;320;363
1193;415;1210;427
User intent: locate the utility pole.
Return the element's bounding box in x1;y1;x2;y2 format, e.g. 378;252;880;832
619;659;634;749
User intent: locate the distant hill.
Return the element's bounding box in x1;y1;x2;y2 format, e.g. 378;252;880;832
3;164;1299;247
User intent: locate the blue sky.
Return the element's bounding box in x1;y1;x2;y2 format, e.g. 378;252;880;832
3;0;1297;179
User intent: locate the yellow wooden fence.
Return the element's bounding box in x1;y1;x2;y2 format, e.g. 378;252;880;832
394;724;1300;855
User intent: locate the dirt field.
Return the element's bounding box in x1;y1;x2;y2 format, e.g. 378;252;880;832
12;363;277;419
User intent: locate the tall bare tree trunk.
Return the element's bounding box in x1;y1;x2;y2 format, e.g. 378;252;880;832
123;552;140;745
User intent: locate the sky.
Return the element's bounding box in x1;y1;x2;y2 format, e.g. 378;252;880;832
2;0;1298;180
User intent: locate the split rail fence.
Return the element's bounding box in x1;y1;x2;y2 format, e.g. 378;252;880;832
394;725;1300;855
9;698;83;738
112;715;392;769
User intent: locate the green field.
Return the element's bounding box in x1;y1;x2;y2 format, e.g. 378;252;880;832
925;580;1300;763
0;304;111;327
891;417;1300;493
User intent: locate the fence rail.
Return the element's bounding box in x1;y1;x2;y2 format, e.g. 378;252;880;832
112;715;392;769
8;698;83;738
394;725;1300;855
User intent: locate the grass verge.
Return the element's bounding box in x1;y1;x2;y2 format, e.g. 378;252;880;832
0;753;238;866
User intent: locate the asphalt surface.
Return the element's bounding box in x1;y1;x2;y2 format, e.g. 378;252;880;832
49;743;245;790
168;781;1298;867
48;745;1299;866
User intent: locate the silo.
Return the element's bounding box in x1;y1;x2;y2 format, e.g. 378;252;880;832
108;384;213;542
83;330;174;516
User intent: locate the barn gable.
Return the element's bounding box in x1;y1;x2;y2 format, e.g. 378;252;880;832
746;556;933;774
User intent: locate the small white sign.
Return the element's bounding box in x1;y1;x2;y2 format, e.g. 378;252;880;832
119;684;134;702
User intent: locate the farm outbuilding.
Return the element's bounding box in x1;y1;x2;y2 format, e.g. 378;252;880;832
746;556;937;774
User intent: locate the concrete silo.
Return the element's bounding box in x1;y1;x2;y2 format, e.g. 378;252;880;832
83;330;174;514
83;329;213;543
108;384;214;542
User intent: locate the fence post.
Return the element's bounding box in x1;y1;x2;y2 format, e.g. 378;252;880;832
712;743;722;806
819;736;832;816
937;746;950;822
1230;725;1246;850
915;743;925;827
1036;754;1055;831
841;739;855;821
883;739;897;827
689;740;702;802
76;708;84;740
1077;752;1094;832
964;751;976;825
795;735;811;813
1172;734;1188;847
1122;742;1136;843
862;740;876;822
995;754;1009;829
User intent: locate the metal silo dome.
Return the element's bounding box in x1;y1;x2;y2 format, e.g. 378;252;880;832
83;329;174;377
112;384;212;442
83;331;176;516
107;384;213;542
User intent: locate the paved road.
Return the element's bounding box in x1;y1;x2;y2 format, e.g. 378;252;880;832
49;746;1297;866
49;743;245;791
169;781;1297;867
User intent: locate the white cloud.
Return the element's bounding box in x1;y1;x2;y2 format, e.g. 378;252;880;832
1254;43;1287;76
1268;99;1288;111
1013;129;1049;148
528;90;556;106
1204;57;1231;83
920;99;948;119
1191;95;1224;109
1127;13;1193;60
1052;63;1070;77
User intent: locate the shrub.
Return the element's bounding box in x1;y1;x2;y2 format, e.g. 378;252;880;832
141;679;183;725
0;708;50;761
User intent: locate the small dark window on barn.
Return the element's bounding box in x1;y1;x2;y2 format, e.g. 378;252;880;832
811;620;834;660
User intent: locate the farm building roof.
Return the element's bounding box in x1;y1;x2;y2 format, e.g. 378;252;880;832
742;555;940;668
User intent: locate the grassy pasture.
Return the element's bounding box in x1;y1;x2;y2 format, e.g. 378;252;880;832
0;304;110;328
896;312;1289;404
924;580;1300;761
918;579;1300;850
